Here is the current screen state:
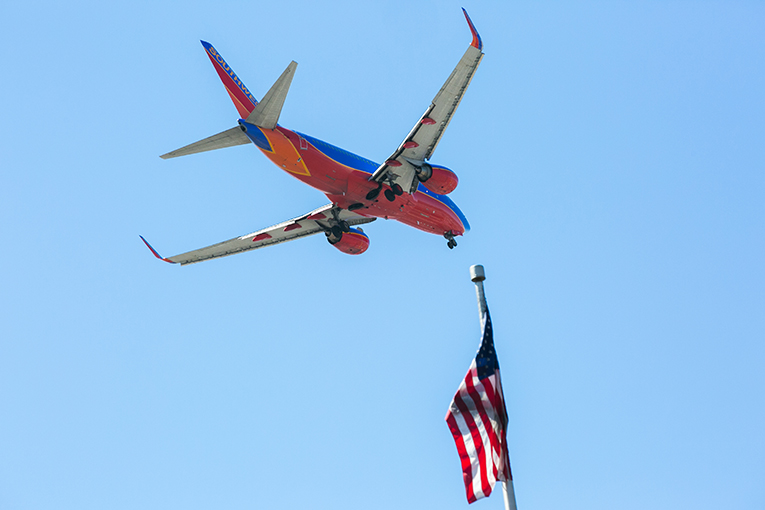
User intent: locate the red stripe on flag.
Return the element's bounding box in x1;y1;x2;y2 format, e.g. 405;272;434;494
452;378;491;500
463;375;498;498
493;374;513;480
476;371;507;480
449;399;485;503
446;411;477;503
466;375;503;484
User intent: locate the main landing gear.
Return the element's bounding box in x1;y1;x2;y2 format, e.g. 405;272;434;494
333;220;350;236
444;232;458;249
366;182;403;202
324;210;351;244
383;183;403;202
366;185;381;200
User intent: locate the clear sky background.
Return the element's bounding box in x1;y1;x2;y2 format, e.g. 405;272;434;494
1;1;763;509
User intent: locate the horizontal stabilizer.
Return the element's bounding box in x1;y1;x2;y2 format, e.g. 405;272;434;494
160;126;250;159
245;61;297;129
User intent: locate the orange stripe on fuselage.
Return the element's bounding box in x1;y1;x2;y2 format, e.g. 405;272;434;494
254;127;311;177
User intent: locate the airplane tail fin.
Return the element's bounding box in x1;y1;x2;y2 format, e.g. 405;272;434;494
244;61;297;129
160;43;298;159
201;40;259;118
201;41;297;129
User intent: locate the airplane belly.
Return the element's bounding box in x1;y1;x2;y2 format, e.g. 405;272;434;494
327;189;464;237
397;192;465;236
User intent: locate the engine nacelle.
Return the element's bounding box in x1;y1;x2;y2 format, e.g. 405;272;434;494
328;227;370;255
417;163;459;195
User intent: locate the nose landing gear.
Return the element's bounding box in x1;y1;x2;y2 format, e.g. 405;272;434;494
444;232;458;249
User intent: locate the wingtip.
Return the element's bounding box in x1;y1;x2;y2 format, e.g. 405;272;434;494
462;8;483;51
139;235;176;264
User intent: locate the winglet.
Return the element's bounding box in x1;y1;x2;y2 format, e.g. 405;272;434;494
462;8;483;51
139;236;177;264
201;40;259;118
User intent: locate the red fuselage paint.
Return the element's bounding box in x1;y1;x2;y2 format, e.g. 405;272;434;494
249;123;467;238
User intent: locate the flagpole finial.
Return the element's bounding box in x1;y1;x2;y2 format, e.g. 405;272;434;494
470;264;486;283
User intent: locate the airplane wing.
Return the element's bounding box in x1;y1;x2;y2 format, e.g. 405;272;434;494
141;204;375;265
370;9;484;194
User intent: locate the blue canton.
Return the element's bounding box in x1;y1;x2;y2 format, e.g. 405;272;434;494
475;312;499;380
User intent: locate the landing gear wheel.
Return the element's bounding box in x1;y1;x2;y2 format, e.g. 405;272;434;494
384;189;396;202
340;220;350;233
331;225;343;239
392;183;404;196
366;186;381;200
444;232;457;249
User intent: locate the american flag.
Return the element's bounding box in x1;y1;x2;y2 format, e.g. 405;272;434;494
445;310;512;503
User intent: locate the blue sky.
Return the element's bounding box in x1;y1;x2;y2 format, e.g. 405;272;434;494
1;1;763;509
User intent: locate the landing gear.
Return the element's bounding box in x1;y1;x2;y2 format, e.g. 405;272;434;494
444;232;458;249
368;178;403;202
383;180;403;202
366;185;382;200
324;207;351;244
326;222;348;244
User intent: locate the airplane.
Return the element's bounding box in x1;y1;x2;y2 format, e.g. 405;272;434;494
141;8;483;265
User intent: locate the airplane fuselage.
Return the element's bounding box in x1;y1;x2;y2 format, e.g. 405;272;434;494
240;121;470;238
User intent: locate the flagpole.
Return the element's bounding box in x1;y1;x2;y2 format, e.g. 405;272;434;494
469;265;518;510
502;479;518;510
469;264;488;330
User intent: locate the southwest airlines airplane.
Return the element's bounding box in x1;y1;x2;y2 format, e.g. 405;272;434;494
142;9;483;265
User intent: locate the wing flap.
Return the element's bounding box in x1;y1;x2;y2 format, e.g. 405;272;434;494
409;46;483;161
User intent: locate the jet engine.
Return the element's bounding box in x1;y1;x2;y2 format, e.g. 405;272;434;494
416;163;459;195
327;227;370;255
